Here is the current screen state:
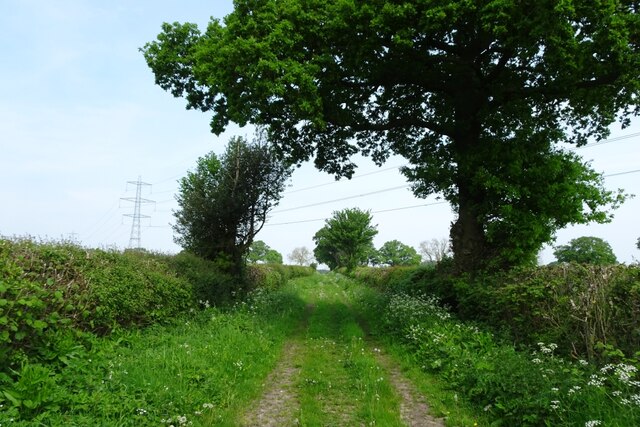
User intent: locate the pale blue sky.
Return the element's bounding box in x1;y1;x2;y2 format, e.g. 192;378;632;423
1;0;639;264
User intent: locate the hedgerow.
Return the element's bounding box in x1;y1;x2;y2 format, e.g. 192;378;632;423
353;263;640;362
0;238;313;379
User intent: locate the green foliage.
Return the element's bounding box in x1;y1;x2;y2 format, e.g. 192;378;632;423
354;263;640;363
376;290;640;426
554;236;618;265
173;134;291;273
375;240;421;267
1;280;309;424
246;264;314;292
247;240;283;264
264;249;283;264
352;266;420;290
168;251;238;305
313;208;378;271
0;237;315;423
0;238;308;395
142;0;638;273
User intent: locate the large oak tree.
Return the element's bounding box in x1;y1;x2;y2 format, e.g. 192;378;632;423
143;1;638;272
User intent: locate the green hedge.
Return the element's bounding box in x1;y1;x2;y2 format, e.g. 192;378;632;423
246;263;314;291
353;263;640;361
0;239;314;375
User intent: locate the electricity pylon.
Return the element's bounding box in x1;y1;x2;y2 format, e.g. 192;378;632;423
121;176;154;249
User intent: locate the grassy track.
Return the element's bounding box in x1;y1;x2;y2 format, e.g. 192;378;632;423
1;273;482;426
241;274;481;426
292;274;403;426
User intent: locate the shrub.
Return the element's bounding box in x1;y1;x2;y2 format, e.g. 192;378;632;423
378;291;640;425
352;262;640;362
168;251;238;304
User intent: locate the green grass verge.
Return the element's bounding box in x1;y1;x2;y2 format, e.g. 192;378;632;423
0;283;307;426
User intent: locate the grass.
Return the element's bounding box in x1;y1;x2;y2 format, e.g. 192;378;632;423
293;274;403;425
1;282;307;426
1;273;488;426
355;284;640;426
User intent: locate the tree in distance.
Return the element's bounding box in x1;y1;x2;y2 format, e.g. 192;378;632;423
288;246;313;266
143;2;636;273
553;236;618;265
419;238;452;264
313;208;377;271
173;134;291;275
247;240;283;264
376;240;421;267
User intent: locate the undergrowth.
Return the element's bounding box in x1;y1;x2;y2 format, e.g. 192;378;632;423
353;278;640;426
0;281;308;425
0;237;312;423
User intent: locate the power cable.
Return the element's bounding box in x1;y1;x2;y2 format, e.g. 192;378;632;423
272;185;410;213
285;164;406;194
578;131;640;148
603;168;640;178
265;200;448;227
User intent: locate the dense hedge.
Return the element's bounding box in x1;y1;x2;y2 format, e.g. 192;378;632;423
0;238;313;375
353;263;640;361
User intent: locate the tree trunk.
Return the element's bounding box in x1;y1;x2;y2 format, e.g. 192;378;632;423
449;86;488;274
450;185;489;274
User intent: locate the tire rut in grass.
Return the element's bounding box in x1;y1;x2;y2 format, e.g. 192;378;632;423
240;303;314;427
355;306;445;427
372;347;445;427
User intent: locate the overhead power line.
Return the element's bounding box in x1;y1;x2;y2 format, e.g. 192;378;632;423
285;164;406;194
603;168;640;178
265;200;448;227
272;185;410;214
579;131;640;149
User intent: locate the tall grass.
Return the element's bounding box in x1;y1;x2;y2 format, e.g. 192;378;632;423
1;282;307;425
355;283;640;425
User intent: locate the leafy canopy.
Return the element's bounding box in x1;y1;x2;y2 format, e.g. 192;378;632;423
553;236;618;265
376;240;421;267
313;208;378;271
144;1;638;272
173;135;291;272
247;240;283;264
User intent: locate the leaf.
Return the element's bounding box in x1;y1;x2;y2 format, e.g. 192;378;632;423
32;320;48;331
3;390;21;407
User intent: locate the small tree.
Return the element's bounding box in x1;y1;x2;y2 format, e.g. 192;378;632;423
173;135;291;274
247;240;282;264
288;246;313;266
637;237;640;250
553;236;618;265
264;249;283;264
313;208;378;271
377;240;421;267
419;238;452;264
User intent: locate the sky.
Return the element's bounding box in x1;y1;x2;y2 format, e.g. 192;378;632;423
1;0;639;265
